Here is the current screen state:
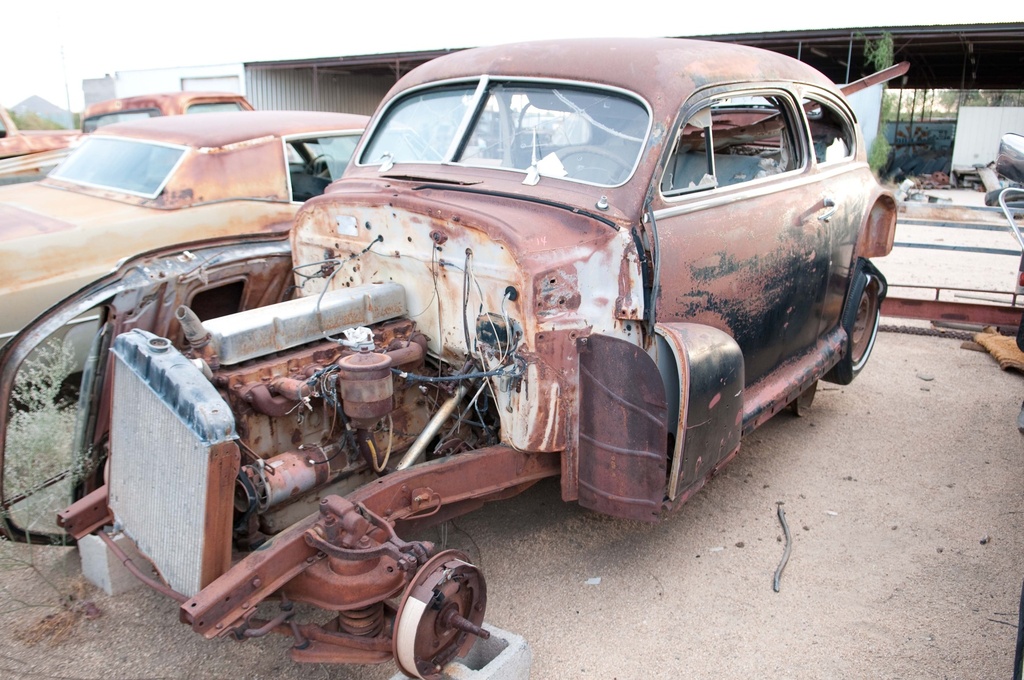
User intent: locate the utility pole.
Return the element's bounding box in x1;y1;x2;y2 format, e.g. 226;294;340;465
61;44;73;129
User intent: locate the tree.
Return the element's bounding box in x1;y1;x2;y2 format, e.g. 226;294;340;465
9;111;68;131
861;32;894;72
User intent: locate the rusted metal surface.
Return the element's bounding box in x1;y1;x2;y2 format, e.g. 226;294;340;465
741;327;845;435
0;111;367;338
0;39;897;673
0;104;81;161
839;62;910;98
655;323;744;501
882;294;1024;327
56;486;112;539
81;92;254;132
393;549;487;680
576;334;667;522
0;147;73;183
98;531;188;604
175;448;554;665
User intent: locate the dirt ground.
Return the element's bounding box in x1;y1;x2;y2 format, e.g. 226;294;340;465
1;328;1021;679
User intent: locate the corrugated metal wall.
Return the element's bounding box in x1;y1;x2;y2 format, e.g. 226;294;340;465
951;107;1024;168
245;68;394;115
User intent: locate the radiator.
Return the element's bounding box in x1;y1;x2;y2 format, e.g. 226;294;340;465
108;329;239;598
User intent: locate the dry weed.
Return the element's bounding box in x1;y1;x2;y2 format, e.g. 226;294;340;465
14;577;100;647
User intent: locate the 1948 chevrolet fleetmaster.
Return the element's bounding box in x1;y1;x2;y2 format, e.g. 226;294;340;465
0;39;896;678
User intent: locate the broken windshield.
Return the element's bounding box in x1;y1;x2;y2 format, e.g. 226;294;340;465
360;80;650;187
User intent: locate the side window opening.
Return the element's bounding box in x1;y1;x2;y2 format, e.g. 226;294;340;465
663;94;802;197
804;98;855;164
287;135;359;202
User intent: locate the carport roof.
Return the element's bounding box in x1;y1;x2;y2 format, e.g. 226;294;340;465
245;23;1024;91
696;23;1024;90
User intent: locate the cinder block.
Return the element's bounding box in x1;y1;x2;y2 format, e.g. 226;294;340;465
78;532;145;596
391;623;531;680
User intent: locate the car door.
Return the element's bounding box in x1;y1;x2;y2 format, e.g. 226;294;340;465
798;88;871;337
653;87;838;386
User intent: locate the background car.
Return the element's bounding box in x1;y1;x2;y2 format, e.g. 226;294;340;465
0;104;83;183
0;109;368;344
80;91;254;132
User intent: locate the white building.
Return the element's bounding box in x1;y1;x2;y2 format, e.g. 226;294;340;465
83;63;246;108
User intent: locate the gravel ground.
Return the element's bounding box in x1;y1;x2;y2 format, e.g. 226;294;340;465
1;329;1021;679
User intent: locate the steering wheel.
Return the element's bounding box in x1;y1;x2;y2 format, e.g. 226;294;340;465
555;145;632;184
305;154;333;178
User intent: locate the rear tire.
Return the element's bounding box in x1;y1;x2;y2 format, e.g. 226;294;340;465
824;259;885;385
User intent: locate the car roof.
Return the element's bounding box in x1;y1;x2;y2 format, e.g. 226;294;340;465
82;91;253;119
389;38;838;105
93;110;370;149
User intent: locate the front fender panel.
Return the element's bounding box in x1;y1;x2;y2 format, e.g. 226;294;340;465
655;323;744;500
576;334;668;522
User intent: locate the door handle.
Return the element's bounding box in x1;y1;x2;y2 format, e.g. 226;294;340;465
819;196;837;223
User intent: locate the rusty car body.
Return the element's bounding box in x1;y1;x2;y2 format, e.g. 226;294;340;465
0;104;80;160
81;91;254;133
0;104;82;182
0;39;895;678
0;110;368;345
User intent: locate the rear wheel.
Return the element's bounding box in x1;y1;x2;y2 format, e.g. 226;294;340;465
824;260;885;385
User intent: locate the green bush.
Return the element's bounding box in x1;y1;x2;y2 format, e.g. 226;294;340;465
4;340;79;533
868;135;891;177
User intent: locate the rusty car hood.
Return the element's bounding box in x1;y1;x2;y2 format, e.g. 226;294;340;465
0;181;297;336
310;175;624;256
0;182;144;241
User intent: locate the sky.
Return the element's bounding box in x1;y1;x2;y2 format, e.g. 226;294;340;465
3;1;1021;114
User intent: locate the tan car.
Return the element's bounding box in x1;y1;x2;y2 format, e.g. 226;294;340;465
0;109;367;343
81;91;254;132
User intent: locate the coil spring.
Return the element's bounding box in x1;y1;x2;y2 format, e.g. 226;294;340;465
337;602;385;637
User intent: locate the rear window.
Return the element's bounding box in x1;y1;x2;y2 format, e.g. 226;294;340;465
186;102;246;115
50;136;186;198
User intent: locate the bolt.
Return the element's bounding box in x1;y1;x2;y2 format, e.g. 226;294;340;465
215;623;223;629
252;578;262;588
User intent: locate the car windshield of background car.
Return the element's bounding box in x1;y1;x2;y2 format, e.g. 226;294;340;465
361;80;649;187
50;136;186;198
82;109;161;133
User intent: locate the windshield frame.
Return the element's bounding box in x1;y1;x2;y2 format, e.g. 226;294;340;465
49;136;189;199
357;76;653;188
